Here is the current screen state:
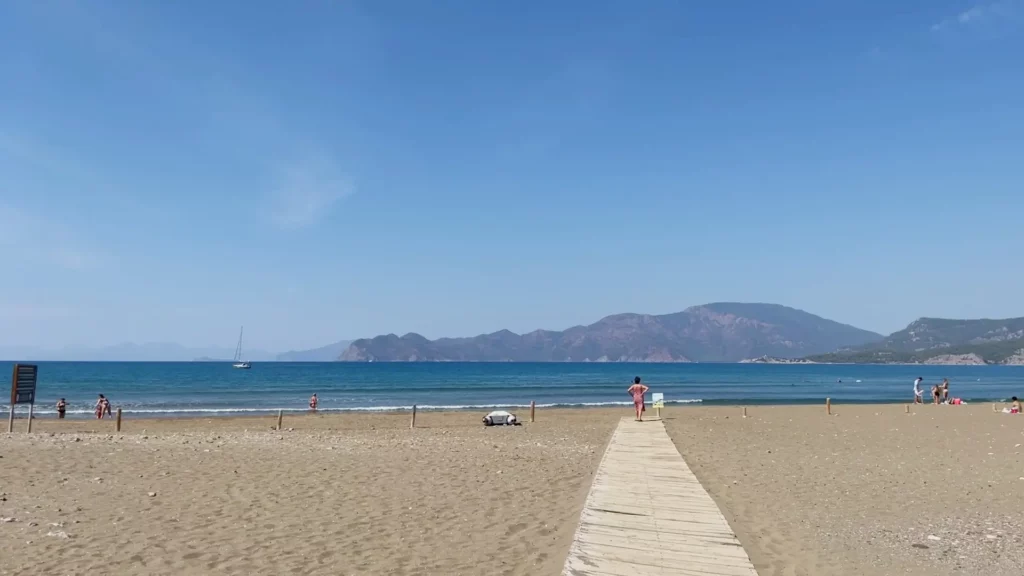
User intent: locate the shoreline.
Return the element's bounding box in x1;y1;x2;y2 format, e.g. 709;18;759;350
8;397;1020;422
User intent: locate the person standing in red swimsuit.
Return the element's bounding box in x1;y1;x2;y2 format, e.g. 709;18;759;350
627;377;649;422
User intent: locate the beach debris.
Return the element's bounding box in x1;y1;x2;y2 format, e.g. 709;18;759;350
0;518;15;523
927;535;941;541
147;492;157;497
912;543;930;549
28;522;38;527
46;530;71;539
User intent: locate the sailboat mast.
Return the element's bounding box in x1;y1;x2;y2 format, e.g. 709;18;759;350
234;326;244;362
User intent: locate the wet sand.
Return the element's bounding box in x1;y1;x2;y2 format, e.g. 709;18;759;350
3;404;1023;575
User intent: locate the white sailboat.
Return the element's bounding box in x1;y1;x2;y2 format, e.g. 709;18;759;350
232;326;251;369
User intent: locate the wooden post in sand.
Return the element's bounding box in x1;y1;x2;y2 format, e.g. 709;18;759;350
905;404;910;414
992;403;998;412
410;405;417;429
26;403;34;433
826;397;832;415
6;405;13;433
530;401;536;423
276;410;283;430
116;408;122;432
742;406;748;418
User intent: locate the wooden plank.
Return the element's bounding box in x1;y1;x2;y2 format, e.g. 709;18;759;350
562;418;758;576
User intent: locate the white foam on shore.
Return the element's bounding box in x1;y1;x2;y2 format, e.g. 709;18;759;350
15;399;703;416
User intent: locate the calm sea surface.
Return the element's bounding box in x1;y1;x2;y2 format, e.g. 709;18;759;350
2;362;1022;418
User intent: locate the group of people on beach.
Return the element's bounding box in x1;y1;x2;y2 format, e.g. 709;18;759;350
913;377;961;405
93;395;113;419
54;395;113;419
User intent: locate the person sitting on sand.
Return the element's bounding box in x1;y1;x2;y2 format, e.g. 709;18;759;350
1012;397;1021;414
95;394;108;419
941;379;950;403
309;393;318;412
913;377;924;404
56;398;67;419
627;377;649;422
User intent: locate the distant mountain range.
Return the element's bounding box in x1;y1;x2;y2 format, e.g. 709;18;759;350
10;310;1024;365
276;340;353;362
338;303;884;363
807;317;1024;365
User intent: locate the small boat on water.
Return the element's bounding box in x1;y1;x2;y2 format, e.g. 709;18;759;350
232;326;251;369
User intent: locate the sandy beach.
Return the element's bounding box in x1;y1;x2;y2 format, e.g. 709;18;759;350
2;404;1023;575
0;410;618;576
665;404;1024;576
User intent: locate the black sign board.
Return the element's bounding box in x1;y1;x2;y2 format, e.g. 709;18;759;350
10;364;37;405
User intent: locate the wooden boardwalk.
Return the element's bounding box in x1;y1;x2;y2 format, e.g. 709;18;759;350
562;417;758;576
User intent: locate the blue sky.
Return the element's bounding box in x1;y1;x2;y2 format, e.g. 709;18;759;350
1;0;1022;352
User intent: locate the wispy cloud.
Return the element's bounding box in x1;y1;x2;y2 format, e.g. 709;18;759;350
268;153;355;230
931;1;1019;31
0;305;83;320
16;2;358;232
0;203;104;271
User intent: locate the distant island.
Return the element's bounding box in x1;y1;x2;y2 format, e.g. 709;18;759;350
805;317;1024;365
338;303;883;363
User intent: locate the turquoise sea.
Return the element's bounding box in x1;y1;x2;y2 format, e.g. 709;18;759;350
2;362;1022;418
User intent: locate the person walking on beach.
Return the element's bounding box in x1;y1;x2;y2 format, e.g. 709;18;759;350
309;393;318;412
627;377;649;422
913;377;924;404
941;379;950;403
95;394;108;419
56;398;67;419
